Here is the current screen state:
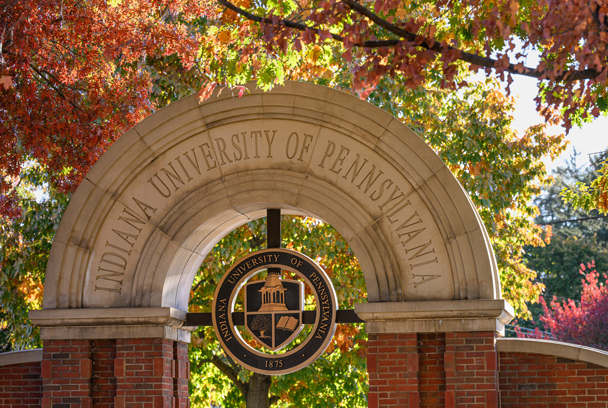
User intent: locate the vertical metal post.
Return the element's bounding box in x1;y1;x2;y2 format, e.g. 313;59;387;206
267;209;281;275
267;209;281;249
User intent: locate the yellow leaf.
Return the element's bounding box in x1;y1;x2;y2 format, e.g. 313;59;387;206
308;45;322;62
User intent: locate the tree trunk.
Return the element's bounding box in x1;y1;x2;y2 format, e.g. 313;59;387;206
246;373;272;408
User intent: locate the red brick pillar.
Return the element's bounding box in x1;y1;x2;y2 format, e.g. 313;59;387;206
173;341;190;408
40;338;190;408
356;300;513;408
30;307;192;408
418;333;446;407
114;339;175;408
444;332;498;408
91;340;117;408
41;339;93;408
368;333;419;408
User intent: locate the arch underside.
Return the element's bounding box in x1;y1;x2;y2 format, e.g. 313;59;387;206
43;81;500;311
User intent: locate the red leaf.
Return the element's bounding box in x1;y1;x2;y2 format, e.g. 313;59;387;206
0;76;13;90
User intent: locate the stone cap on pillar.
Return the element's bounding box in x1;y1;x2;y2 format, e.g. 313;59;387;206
355;299;514;336
29;307;191;342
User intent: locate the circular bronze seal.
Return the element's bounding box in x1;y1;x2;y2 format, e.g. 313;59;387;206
212;248;337;375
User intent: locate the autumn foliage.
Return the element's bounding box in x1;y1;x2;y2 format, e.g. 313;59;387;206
521;262;608;351
225;0;608;123
218;0;608;213
0;0;210;217
0;0;598;404
3;0;608;217
1;0;572;326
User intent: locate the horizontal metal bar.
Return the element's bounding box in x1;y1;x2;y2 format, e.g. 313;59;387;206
336;309;365;323
185;313;213;327
184;309;363;327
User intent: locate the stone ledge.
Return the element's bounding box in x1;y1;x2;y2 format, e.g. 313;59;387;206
355;299;514;335
29;307;190;342
38;325;192;343
0;349;43;367
497;338;608;368
29;307;186;327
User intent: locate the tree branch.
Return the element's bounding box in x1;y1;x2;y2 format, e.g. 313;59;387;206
219;0;602;82
205;354;249;397
218;0;350;43
28;64;87;123
0;0;20;63
191;276;214;293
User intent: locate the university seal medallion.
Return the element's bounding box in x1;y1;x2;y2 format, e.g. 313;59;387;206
212;248;337;374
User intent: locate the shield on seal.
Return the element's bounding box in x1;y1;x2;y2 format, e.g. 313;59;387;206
244;273;304;351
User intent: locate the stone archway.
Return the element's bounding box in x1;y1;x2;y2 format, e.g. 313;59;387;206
42;81;498;311
31;81;512;407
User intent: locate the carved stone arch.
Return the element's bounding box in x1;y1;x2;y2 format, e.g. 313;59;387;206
40;81;501;319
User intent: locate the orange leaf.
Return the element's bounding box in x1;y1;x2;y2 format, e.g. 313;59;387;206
218;30;231;44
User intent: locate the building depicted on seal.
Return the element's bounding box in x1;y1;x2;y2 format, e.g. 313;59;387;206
258;272;288;312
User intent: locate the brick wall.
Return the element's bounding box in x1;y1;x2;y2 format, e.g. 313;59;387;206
0;352;42;408
368;334;608;408
4;334;608;407
499;350;608;407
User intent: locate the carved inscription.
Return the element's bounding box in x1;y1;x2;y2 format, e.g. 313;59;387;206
309;271;331;339
94;130;289;294
93;127;444;294
217;298;233;341
94;198;157;293
144;130;316;201
318;140;440;283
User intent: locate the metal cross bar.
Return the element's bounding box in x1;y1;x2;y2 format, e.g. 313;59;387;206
184;310;363;327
